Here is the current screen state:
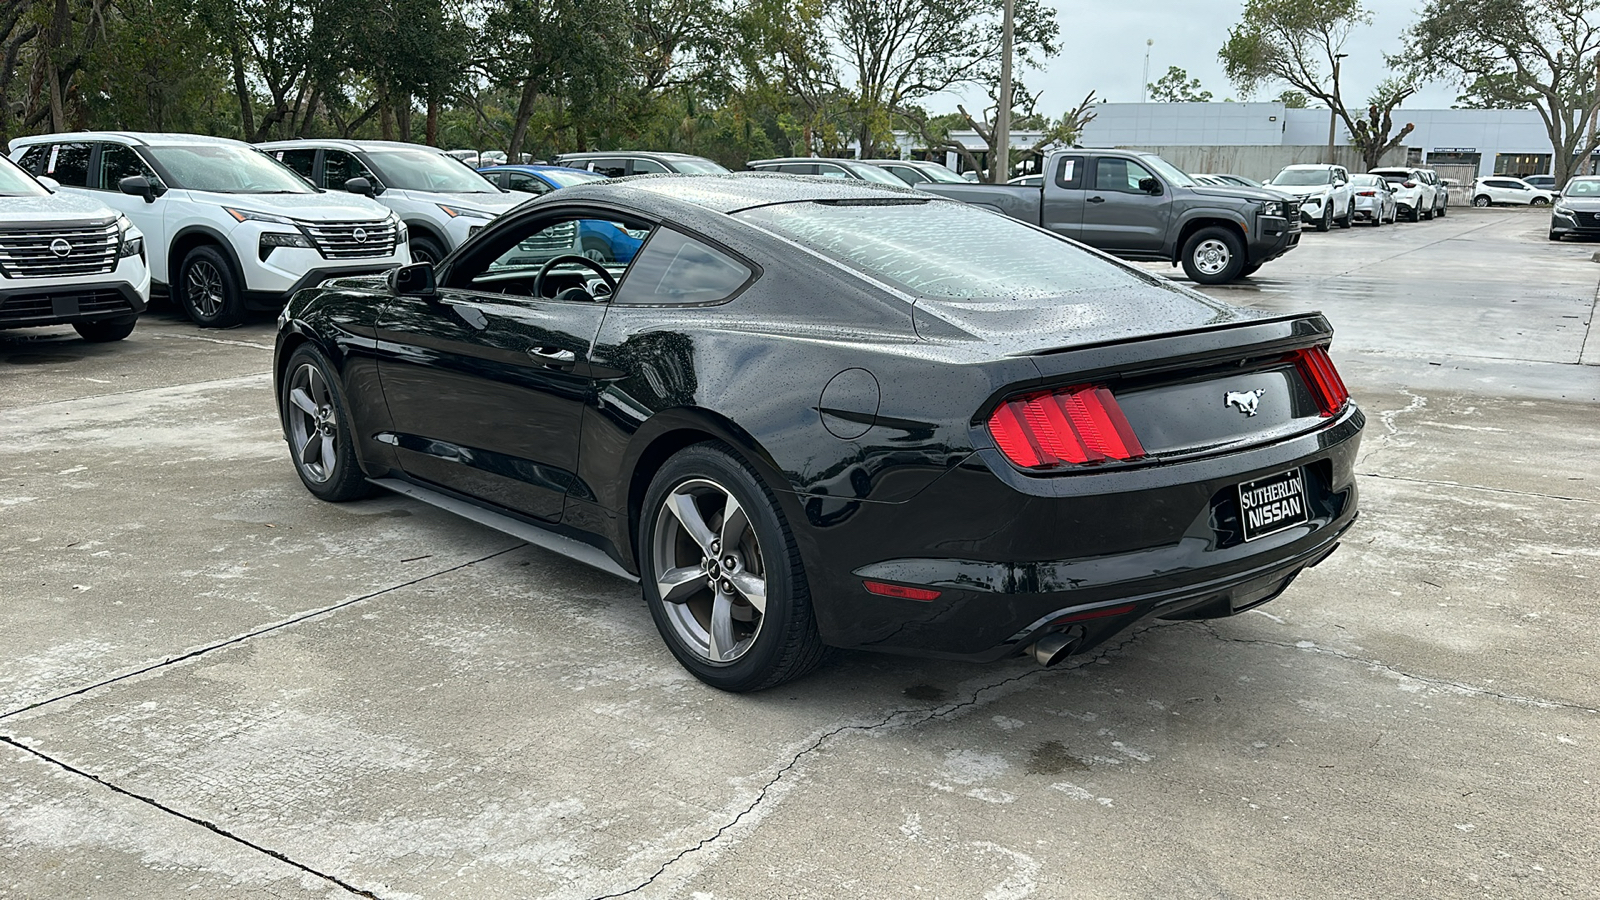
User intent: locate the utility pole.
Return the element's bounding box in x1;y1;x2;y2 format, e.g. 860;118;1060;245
1142;39;1153;103
991;0;1014;184
1326;52;1348;164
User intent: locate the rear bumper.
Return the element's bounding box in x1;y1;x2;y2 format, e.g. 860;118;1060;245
791;404;1364;661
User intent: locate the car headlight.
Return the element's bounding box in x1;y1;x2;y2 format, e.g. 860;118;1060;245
115;216;143;258
438;204;495;220
1257;200;1286;217
396;219;409;242
1555;202;1573;214
225;207;297;225
259;231;313;260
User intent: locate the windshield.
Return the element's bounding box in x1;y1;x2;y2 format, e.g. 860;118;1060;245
912;162;969;184
365;149;499;193
1565;178;1600;196
1138;155;1195;188
0;155;49;197
849;163;911;187
1272;168;1332;186
736;199;1150;300
144;145;314;194
538;168;605;188
670;157;730;174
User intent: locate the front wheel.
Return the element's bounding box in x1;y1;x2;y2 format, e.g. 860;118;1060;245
640;443;825;692
1180;227;1245;285
1316;205;1332;232
1473;195;1492;207
73;317;137;342
1436;202;1446;218
1338;201;1353;228
279;344;373;502
1550;230;1562;241
178;245;244;328
408;235;446;265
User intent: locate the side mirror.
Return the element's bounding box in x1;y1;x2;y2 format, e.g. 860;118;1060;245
1138;176;1162;195
389;262;436;298
344;176;382;197
37;175;60;191
118;175;162;203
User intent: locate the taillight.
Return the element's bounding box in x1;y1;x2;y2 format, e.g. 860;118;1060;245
1289;347;1350;417
987;384;1145;469
1402;180;1416;188
1356;190;1376;197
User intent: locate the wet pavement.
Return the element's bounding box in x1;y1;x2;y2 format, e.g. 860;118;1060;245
2;207;1596;898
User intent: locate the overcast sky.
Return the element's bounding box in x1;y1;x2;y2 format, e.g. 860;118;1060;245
933;0;1462;116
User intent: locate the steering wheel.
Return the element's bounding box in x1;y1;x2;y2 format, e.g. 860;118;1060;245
534;254;617;301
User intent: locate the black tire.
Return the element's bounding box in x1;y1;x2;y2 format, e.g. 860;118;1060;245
408;235;446;265
1422;203;1434;220
1550;230;1562;241
1316;205;1332;232
639;442;825;692
1239;262;1262;277
1338;201;1353;228
1531;197;1550;207
579;236;613;262
1410;205;1422;221
1179;226;1246;285
73;317;137;342
1436;201;1446;218
279;344;373;502
178;245;244;328
1473;195;1492;208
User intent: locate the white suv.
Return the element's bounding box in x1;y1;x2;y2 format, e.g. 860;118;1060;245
0;153;150;342
9;132;408;328
1267;164;1355;231
257;140;524;264
1370;167;1439;221
1471;176;1554;207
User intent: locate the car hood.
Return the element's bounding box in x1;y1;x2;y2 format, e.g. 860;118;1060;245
0;190;120;226
1558;195;1600;209
910;277;1272;353
1185;185;1291;203
1268;184;1333;198
390;189;524;213
181;190;393;222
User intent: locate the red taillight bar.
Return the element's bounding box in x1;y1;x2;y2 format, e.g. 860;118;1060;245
1289;346;1350;417
987;384;1145;470
863;580;941;601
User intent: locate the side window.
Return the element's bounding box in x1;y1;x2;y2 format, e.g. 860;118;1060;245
613;228;752;306
1093;157;1154;194
815;164;850;179
324;150;375;190
458;216;651;298
45;142;92;187
278;149;316;182
632;158;669;175
505;173;549;195
890;166;927;185
777;163;815;175
588;158;628;178
16;145;49;175
97;143;155;190
1054;155;1084;189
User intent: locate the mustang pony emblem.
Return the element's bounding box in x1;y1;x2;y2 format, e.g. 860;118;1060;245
1225;388;1266;417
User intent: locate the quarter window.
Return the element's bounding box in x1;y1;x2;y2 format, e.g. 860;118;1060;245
587;159;628;178
45;142;92;187
613;228;751;306
16;145;49;175
1054;155;1085;189
98;144;155;190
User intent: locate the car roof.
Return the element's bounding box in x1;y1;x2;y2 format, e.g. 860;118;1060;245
479;164;594;175
556;150;706;160
255;139;443;153
1281;163;1338;170
10;131;253;149
748;157;868;166
549;172;926;215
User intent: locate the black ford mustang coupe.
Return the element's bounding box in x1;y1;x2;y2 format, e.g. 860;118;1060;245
274;174;1362;691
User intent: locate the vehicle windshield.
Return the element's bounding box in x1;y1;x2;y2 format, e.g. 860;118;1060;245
0;156;49;197
848;164;911;187
365;148;499;193
536;168;605;188
669;157;730;174
1565;179;1600;196
144;144;315;194
912;162;968;184
1139;155;1196;188
736;199;1152;300
1272;168;1333;186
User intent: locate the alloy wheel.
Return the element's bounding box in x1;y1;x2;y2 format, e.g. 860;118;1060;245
286;362;339;483
1193;238;1232;276
652;477;767;664
186;260;225;318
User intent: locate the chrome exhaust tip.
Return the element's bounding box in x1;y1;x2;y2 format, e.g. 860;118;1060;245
1028;632;1078;667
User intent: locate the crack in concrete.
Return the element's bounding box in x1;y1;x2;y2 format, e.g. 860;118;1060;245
1579;275;1600;365
1194;622;1599;713
0;543;526;723
0;734;382;899
1356;389;1427;468
586;621;1187;900
1358;471;1599;505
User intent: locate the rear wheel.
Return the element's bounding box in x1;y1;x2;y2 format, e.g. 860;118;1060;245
1316;205;1332;232
1473;195;1492;207
639;443;825;692
1531;197;1550;207
1436;200;1446;217
1338;201;1353;228
178;245;243;328
1180;227;1245;284
280;344;373;502
73;317;137;342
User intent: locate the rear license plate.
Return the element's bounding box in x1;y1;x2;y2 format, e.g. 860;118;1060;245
1237;469;1309;541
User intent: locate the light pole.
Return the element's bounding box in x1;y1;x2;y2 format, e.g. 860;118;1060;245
991;0;1014;184
1326;53;1348;163
1142;39;1153;103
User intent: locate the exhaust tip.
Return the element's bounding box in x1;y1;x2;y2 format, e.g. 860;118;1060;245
1028;632;1079;667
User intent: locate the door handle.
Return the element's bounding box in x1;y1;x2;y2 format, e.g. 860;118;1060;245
527;347;576;365
1087;195;1106;203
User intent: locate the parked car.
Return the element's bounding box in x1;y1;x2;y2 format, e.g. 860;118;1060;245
920;148;1300;284
553;151;729;177
1548;176;1600;240
1267;164;1355;231
480;164;647;263
856;158;970;186
1370;167;1436;221
274;173;1361;691
9;132;408;327
1471;176;1554;207
1525;174;1557;193
0;152;150;342
744;157;910;186
1415;168;1449;216
258;139;525;265
1195;173;1270;190
1347;174;1397;226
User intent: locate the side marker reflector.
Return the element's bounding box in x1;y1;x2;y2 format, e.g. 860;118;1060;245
863;581;941;601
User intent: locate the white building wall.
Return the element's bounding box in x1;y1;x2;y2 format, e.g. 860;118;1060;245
1081;102;1289;146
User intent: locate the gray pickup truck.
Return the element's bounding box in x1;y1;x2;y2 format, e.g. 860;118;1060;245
921;149;1300;284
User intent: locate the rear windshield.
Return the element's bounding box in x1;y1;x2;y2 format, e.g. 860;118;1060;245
734;199;1152;300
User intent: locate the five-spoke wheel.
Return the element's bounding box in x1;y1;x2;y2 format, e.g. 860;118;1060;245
279;345;371;501
653;477;768;663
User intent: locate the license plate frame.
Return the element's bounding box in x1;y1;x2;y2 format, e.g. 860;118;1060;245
1237;468;1309;542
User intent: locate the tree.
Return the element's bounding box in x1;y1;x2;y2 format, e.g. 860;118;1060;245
1452;72;1532;108
1218;0;1371;146
1407;0;1600;185
1148;66;1213;102
1277;88;1308;107
1348;77;1418;169
911;88;1094;178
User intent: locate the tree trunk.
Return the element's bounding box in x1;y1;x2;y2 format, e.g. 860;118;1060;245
396;95;411;142
508;77;538;161
230;47;254;138
425;92;439;146
379;93;395;141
